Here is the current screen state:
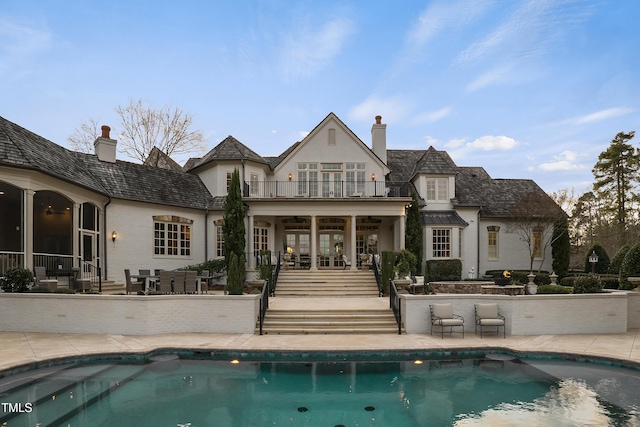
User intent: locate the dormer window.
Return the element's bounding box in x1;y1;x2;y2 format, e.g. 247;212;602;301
426;178;448;201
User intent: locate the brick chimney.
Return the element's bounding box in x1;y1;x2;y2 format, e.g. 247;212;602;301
371;115;387;164
94;125;117;163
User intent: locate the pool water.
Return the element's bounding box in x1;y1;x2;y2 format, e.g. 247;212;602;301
1;352;639;426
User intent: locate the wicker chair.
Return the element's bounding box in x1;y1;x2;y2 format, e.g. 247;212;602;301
124;269;144;294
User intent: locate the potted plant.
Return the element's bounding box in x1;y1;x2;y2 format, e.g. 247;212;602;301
394;250;416;288
526;272;537;295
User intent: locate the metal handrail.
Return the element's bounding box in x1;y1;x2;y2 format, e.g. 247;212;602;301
389;280;402;335
80;260;102;293
272;251;281;296
372;254;382;297
259;279;269;335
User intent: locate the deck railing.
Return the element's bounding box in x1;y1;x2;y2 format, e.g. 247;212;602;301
244;180;412;199
372;254;382;297
0;251;24;276
259;279;269;335
390;280;402;335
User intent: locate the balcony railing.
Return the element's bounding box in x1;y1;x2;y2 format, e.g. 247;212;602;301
243;180;412;199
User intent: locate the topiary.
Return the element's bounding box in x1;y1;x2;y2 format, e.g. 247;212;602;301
381;251;395;294
610;244;632;275
583;243;610;274
619;242;640;289
0;268;33;293
572;273;603;293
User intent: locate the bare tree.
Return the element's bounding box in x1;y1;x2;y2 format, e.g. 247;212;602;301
67;100;206;164
67;118;101;153
506;191;568;273
116;99;205;163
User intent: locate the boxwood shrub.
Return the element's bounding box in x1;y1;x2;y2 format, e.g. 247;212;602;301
620;242;640;290
537;284;572;294
572;273;603;293
427;259;462;282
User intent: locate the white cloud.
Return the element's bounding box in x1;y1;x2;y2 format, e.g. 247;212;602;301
0;17;51;55
348;95;411;124
280;16;355;80
443;138;466;149
573;107;635;125
539;150;587;171
466;65;511;92
466;135;519;151
412;107;452;124
298;131;309;139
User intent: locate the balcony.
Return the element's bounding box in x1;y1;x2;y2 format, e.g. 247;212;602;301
243;181;412;199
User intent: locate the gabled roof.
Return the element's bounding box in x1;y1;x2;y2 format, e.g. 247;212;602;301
413;146;457;176
144;146;183;173
0;116;218;210
185;135;270;171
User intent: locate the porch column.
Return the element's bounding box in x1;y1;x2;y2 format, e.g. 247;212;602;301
398;213;406;250
25;189;34;270
247;214;255;269
350;214;357;270
310;215;317;270
73;203;80;267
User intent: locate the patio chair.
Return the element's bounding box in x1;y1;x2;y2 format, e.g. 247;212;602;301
342;255;352;269
124;269;144;294
185;271;198;294
475;303;506;338
157;270;173;294
430;303;464;338
34;266;48;285
173;271;186;294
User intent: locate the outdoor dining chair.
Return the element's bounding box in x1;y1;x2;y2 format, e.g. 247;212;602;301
173;271;186;294
185;271;198;294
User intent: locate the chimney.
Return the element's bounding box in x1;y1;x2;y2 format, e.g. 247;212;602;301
94;125;117;163
371;115;387;164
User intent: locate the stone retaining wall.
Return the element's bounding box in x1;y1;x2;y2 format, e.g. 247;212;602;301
429;281;495;294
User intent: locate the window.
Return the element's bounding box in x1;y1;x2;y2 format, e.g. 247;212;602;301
226;172;233;193
153;215;193;257
328;128;336;146
533;229;543;259
216;224;224;257
426;178;448;201
253;220;269;253
487;226;500;260
432;229;451;258
346;163;365;196
250;173;259;196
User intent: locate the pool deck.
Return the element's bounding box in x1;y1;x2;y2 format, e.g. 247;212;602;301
1;296;640;371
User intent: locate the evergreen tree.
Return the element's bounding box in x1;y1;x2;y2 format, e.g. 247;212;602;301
592;131;638;245
222;169;246;269
583;243;610;274
405;192;423;275
551;216;570;277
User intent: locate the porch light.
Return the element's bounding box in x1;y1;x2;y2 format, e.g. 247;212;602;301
371;173;376;181
288;173;292;181
112;231;117;242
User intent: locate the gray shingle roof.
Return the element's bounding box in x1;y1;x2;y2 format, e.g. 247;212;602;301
185;135;269;171
0;116;218;210
422;211;469;226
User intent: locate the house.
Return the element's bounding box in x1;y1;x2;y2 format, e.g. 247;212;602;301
0;112;560;285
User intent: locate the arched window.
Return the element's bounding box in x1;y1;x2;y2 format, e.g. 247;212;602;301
33;191;73;255
0;181;23;252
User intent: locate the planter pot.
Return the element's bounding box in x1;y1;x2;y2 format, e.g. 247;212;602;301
527;284;538;295
494;277;511;286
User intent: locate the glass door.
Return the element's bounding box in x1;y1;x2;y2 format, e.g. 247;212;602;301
318;232;344;268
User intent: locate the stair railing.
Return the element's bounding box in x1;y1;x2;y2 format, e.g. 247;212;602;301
389;279;402;334
259;279;269;335
80;260;102;293
271;251;281;296
372;254;383;296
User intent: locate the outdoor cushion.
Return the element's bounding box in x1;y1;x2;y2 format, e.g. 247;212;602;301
475;303;499;319
431;303;454;319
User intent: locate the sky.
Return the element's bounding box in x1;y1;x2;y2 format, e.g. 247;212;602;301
1;0;638;194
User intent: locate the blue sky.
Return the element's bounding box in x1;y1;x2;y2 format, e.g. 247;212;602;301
1;0;638;194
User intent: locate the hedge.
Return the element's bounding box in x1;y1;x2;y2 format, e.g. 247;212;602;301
427;259;462;281
537;285;572;294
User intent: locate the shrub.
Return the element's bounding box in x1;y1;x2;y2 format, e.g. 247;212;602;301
572;273;603;293
427;259;462;282
395;249;417;278
485;270;550;285
619;242;640;289
537;285;572;294
560;276;576;287
225;252;243;295
29;285;52;293
610;244;632;274
54;288;77;294
258;250;273;291
583;243;610;274
0;268;33;292
381;251;395;294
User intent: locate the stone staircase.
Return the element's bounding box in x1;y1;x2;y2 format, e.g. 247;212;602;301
94;280;125;295
258;270;402;334
274;269;380;297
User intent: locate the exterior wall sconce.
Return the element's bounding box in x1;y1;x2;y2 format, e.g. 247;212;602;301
112;231;117;242
371;173;376;181
288;173;292;181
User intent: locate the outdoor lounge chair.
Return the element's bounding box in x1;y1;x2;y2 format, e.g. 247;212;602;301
430;303;464;338
124;269;144;294
342;255;352;269
185;271;198;294
34;266;48;285
475;303;506;338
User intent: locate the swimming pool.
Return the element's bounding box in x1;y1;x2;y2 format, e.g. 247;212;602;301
1;350;639;426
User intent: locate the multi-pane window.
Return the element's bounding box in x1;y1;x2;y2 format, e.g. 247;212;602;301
487;226;499;260
253;221;269;253
533;229;543;259
426;178;448;201
250;173;259;196
346;163;365;196
432;229;451;258
216;224;224;257
226;172;233;193
154;216;192;257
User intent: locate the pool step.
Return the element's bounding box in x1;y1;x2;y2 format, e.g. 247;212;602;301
258;308;401;334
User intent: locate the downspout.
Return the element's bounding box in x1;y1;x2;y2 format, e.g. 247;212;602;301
204;209;209;261
476;208;481;278
103;196;112;288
